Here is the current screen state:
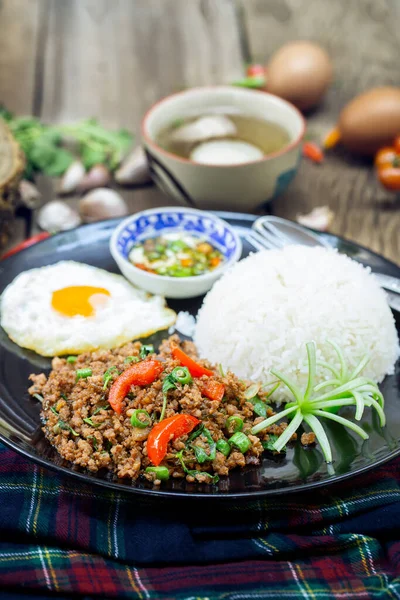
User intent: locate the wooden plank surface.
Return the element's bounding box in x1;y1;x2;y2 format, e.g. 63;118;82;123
0;0;399;264
243;0;400;263
0;0;41;254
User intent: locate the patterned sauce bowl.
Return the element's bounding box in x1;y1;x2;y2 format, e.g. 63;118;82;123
110;207;242;299
142;86;305;212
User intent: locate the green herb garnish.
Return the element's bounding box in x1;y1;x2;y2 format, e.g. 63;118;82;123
140;345;154;359
124;356;139;364
251;341;385;464
187;424;216;464
50;406;79;437
0;107;133;178
262;434;286;453
103;366;119;390
175;450;219;484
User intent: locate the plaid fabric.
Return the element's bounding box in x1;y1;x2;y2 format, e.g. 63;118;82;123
1;443;400;599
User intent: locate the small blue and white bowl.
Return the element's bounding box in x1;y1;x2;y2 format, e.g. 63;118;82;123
110;207;242;299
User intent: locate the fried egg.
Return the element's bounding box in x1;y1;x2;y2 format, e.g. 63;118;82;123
0;261;176;356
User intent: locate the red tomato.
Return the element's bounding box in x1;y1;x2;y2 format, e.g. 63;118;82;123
147;414;200;466
377;167;400;191
108;360;164;414
171;345;214;378
375;147;397;169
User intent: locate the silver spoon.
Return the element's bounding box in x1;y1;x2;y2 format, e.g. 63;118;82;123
244;215;400;312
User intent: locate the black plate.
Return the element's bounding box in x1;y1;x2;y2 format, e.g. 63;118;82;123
0;212;399;500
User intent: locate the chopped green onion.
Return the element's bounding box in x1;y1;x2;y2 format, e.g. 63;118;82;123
229;432;251;453
145;466;170;480
76;368;92;382
89;436;98;451
124;356;139;364
130;409;152;428
50;406;59;416
244;383;260;400
226;415;243;434
171;366;192;385
67;356;77;364
102;366;119;390
218;363;225;378
33;393;44;403
140;344;154;359
216;439;231;456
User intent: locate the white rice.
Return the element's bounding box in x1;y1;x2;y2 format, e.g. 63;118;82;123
195;246;399;402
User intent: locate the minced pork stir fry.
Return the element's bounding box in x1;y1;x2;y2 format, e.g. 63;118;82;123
29;335;305;485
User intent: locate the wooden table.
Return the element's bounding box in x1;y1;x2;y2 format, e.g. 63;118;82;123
1;0;399;264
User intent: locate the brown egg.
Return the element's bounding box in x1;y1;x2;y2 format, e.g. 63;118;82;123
266;41;332;110
339;87;400;155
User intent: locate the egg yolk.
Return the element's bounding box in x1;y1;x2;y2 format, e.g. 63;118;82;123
51;286;110;317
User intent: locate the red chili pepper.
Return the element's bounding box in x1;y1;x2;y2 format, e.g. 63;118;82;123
171;345;214;378
377;166;400;191
108;360;163;414
2;232;51;260
303;141;324;164
394;135;400;154
246;64;265;78
147;414;200;466
202;379;225;403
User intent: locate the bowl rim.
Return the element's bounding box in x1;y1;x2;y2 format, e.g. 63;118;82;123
109;206;243;284
141;85;306;168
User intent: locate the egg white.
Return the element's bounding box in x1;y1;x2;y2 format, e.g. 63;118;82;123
0;261;176;356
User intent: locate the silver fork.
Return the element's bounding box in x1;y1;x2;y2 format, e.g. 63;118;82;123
243;215;400;311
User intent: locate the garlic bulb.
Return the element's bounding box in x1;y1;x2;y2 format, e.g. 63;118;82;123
18;180;41;209
115;146;152;185
59;161;86;195
79;188;128;223
37;201;81;233
79;164;111;191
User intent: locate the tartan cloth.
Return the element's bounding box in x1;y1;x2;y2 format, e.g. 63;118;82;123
1;443;400;599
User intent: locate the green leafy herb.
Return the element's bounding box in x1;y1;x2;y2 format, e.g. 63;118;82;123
83;417;100;427
0;107;133;179
92;405;109;416
60;394;68;401
124;356;139;364
175;450;219;484
249;395;268;418
50;406;79;437
160;374;178;422
103;366;119;390
187;424;216;464
89;436;98;451
251;341;385;464
262;434;286;453
140;344;154;359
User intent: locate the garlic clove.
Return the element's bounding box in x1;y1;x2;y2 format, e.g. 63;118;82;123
59;161;86;195
79;188;128;223
37;200;81;233
18;180;42;209
79;164;111;191
296;206;334;232
115;146;152;185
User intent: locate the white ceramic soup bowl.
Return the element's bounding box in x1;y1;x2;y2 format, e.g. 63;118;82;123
110;207;242;299
142;86;305;212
